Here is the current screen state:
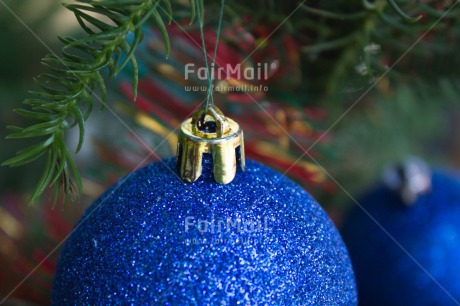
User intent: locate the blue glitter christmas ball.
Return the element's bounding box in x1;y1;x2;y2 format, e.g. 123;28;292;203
53;157;357;305
342;172;460;306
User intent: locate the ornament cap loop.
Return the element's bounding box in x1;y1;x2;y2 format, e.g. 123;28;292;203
192;105;230;137
177;105;245;184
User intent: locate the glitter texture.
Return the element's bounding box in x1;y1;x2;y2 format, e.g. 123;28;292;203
53;157;357;305
342;172;460;306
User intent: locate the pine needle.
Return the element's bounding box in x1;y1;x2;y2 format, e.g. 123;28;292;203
3;0;197;204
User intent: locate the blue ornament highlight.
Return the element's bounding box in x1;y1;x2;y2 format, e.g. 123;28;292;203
342;171;460;306
53;157;356;305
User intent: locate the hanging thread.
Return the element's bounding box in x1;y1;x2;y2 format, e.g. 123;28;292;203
196;0;225;110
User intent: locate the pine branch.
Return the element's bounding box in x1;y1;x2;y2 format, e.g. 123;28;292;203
2;0;196;205
299;0;428;94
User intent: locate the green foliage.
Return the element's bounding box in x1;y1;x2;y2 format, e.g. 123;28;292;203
220;0;438;95
2;0;459;205
2;0;196;204
322;78;460;208
298;0;428;94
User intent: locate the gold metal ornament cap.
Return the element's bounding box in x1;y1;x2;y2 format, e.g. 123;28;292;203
176;105;245;184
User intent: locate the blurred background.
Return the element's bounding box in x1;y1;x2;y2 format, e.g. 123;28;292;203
0;0;459;304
